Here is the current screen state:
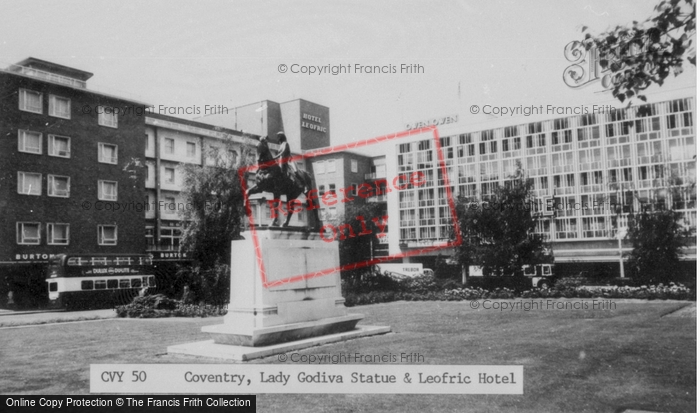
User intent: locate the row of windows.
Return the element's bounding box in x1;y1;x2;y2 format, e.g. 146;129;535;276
312;159;360;174
543;213;697;240
434;100;694;148
18;131;118;163
276;206;370;224
145;166;179;184
410;120;691;160
66;256;152;266
19;89;118;127
400;136;695;185
145;228;182;250
150;136;243;167
160;137;195;157
17;172;117;200
453;162;695;199
313;159;338;174
316;183;361;197
78;276;155;291
401;134;692;176
398;204;695;242
16;222;117;245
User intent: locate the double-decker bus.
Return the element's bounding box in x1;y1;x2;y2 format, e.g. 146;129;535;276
46;254;156;310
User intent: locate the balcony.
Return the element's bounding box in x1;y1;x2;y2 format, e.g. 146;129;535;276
365;171;387;180
7;64;87;89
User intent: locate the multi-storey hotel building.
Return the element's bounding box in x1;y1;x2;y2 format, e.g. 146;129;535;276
386;97;696;274
0;58;150;306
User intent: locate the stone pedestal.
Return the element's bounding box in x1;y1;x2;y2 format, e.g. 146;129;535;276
168;227;390;360
201;228;362;346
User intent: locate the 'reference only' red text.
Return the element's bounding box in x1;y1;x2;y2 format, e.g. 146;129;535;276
267;171;426;218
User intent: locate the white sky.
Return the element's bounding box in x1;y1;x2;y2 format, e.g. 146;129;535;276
0;0;695;147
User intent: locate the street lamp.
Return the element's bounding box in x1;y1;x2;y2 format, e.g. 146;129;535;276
615;184;631;279
617;224;626;278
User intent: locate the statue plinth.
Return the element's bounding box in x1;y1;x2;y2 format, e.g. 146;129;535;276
168;227;390;360
201;228;363;346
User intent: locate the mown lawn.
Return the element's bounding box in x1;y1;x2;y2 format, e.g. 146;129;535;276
0;299;695;412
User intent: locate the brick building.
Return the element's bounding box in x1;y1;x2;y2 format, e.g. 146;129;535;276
0;58;149;307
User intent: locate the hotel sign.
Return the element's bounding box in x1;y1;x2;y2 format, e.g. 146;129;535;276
301;113;327;133
563;31;667;90
406;115;458;131
563;41;615;89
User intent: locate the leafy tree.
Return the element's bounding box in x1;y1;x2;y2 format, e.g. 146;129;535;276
625;208;693;283
624;171;695;284
176;141;254;303
336;201;388;281
452;167;551;278
580;0;696;103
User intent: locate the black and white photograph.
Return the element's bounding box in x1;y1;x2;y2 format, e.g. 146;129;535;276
0;1;696;412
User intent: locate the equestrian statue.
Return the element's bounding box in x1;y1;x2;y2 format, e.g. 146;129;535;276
245;132;321;230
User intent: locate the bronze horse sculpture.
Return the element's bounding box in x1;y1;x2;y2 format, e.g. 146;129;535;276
245;137;321;230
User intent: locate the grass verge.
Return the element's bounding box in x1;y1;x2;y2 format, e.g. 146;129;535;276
0;300;695;413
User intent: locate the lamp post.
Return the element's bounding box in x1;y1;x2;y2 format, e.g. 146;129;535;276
616;185;629;279
617;225;626;278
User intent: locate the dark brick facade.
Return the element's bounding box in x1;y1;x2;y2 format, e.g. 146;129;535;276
0;70;147;266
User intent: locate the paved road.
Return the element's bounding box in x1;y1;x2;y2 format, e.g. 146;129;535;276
0;308;116;327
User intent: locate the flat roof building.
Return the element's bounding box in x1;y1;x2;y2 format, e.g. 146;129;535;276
382;96;696;275
0;58;149;307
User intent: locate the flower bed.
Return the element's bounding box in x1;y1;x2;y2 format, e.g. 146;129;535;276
521;283;695;300
343;279;695;307
115;294;228;318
